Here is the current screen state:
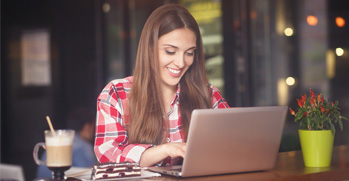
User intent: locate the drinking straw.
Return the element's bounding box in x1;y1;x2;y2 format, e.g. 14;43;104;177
46;116;56;135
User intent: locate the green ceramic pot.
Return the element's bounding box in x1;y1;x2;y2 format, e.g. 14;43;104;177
298;129;334;167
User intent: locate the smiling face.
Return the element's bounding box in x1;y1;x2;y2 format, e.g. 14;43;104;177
158;28;197;91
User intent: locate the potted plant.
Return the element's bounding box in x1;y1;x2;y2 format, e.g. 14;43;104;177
289;88;348;167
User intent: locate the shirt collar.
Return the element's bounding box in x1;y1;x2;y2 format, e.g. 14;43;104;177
170;84;180;106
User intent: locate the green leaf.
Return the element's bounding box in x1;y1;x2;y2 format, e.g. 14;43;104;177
339;118;343;131
330;122;335;135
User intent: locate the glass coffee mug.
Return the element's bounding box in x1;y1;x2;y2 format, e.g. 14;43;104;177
33;129;75;180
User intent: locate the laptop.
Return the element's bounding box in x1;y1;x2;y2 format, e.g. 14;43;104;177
149;106;288;177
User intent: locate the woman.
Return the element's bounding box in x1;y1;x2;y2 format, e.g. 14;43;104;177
94;4;230;167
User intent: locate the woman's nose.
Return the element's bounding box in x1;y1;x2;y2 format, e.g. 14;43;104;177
173;53;185;68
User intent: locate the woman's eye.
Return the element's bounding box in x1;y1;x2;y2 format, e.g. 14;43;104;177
186;51;194;56
165;50;175;55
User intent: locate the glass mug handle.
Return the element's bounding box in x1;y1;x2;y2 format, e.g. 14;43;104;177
33;142;46;165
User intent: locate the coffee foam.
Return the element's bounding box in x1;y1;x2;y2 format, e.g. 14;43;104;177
46;135;74;146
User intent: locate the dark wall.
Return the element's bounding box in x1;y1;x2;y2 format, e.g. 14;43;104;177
1;0;101;180
50;0;100;116
328;0;349;146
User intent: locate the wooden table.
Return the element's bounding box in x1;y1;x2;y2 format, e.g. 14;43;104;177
69;145;349;180
155;145;349;180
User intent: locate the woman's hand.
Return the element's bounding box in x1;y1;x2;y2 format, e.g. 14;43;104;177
139;142;186;167
163;142;186;158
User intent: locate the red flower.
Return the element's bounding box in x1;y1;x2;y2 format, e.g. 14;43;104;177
301;94;307;103
321;105;324;112
310;99;315;105
317;94;321;102
303;112;308;116
297;99;303;107
289;108;295;115
309;88;316;102
321;96;324;103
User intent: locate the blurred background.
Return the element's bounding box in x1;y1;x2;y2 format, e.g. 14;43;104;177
1;0;349;180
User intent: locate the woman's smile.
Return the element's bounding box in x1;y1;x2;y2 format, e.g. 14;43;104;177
167;67;182;77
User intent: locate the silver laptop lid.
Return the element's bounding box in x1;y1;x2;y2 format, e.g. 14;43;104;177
181;106;287;177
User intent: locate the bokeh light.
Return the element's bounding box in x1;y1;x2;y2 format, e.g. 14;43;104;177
336;48;344;56
103;3;111;13
286;77;296;86
307;15;318;26
284;28;294;36
336;17;345;27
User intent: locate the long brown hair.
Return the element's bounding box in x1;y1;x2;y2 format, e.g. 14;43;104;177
128;4;212;144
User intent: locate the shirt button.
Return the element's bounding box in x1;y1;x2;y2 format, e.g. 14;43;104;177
166;138;170;142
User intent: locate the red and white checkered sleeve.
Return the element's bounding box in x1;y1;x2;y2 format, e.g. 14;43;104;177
94;81;153;164
210;85;230;109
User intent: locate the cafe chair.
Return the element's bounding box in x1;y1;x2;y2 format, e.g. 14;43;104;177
0;163;25;181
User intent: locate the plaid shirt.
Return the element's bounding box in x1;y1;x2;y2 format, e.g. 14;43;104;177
94;76;230;166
